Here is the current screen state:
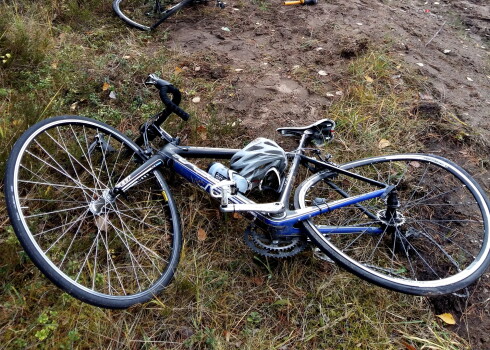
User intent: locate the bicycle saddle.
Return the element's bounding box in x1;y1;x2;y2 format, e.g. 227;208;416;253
277;119;335;138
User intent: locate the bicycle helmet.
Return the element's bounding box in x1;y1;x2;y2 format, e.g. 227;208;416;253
230;138;287;182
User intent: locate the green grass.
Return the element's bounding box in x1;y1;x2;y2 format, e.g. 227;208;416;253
0;0;477;349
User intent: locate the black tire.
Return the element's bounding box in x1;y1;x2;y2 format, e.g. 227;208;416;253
295;154;490;295
113;0;195;31
4;116;182;308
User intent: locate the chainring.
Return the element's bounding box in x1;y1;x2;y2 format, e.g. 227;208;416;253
243;225;307;258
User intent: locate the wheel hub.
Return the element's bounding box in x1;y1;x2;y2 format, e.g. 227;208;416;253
89;189;115;215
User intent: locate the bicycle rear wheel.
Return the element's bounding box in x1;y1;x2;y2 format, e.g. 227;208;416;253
4;116;182;308
113;0;195;31
295;154;490;295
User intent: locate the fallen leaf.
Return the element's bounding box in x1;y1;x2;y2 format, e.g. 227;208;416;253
102;82;110;91
70;102;78;111
224;331;231;342
272;299;291;307
399;339;417;350
197;228;207;241
174;66;183;74
365;75;374;83
233;212;242;219
196;125;207;140
409;161;421;168
437;313;456;325
378;139;391;149
251;276;264;286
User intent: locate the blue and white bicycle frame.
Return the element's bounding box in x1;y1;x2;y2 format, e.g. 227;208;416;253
109;131;391;237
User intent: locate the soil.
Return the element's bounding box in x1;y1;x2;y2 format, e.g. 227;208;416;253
157;0;490;347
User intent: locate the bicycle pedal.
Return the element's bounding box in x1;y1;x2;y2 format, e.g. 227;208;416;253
312;247;334;263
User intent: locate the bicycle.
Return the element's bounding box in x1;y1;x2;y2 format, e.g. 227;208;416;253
113;0;225;31
4;74;490;308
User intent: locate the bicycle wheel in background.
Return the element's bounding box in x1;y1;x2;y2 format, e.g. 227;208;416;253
295;154;490;295
113;0;195;31
4;116;182;308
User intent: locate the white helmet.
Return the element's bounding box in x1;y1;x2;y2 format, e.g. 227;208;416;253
230;138;287;182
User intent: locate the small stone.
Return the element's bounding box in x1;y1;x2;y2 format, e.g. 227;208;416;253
318;70;328;76
335;91;343;96
443;49;451;54
109;91;117;99
356;22;363;26
235;68;243;72
416;62;424;67
326;93;335;97
192;96;201;103
467;77;473;81
195;66;201;71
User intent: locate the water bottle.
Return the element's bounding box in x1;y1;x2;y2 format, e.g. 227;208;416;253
208;162;250;193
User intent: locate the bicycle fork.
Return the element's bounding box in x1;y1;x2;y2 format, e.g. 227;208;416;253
88;154;164;216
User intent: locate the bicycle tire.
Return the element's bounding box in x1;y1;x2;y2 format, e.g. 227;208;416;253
295;154;490;295
113;0;194;31
4;116;182;308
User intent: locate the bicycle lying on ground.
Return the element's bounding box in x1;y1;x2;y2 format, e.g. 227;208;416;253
113;0;225;31
5;74;490;308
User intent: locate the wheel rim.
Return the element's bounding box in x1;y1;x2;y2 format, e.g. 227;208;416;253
11;119;178;299
299;155;490;289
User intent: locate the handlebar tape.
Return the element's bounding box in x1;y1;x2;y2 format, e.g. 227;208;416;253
159;85;191;121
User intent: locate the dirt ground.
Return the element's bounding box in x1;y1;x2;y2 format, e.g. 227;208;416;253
155;0;490;347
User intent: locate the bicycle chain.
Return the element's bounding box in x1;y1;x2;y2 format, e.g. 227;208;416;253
243;225;307;258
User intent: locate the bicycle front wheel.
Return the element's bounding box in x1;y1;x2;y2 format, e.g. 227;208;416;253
295;154;490;295
113;0;194;31
5;116;182;308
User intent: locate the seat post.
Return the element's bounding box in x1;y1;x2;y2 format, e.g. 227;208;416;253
277;132;310;209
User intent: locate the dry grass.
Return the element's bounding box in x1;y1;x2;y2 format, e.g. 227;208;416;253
0;0;476;349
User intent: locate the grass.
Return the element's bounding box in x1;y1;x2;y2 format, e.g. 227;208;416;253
0;0;480;349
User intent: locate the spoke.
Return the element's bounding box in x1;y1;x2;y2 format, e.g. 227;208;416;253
20;197;86;205
92;233;100;290
107;204;156;290
394;228;417;280
57;209;90;268
414;220;476;259
43;209;89;253
416;229;462;271
29;140;95;197
405;161;431;205
403;186;461;210
401;236;441;279
24;204;89;219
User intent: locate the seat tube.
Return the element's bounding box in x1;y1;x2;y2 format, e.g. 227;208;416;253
278;133;309;206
